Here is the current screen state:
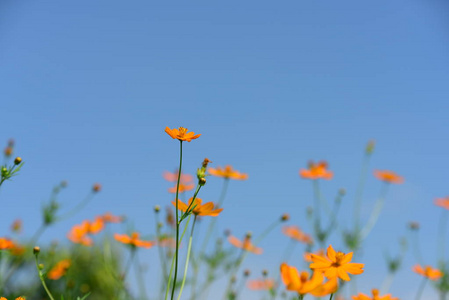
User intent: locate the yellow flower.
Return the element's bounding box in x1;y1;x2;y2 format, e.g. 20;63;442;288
413;264;443;280
280;263;324;295
373;170;404;184
300;161;333;180
165;127;201;142
114;232;155;248
228;235;262;254
208;165;248;180
310;245;364;281
172;198;223;217
352;289;399;300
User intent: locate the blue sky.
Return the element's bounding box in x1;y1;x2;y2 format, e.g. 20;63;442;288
1;0;449;298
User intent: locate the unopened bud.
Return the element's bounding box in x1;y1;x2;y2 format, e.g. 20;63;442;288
245;232;252;239
14;157;22;165
202;158;211;168
262;269;268;276
33;246;40;255
4;147;13;157
281;214;289;222
339;188;346;196
408;221;420;230
366;140;375;154
39;263;44;270
244;269;250;277
199;177;206;186
60;180;68;188
92;183;102;192
154;205;161;213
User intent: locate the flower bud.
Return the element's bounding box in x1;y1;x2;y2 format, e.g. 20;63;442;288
4;147;13;157
366;140;375;154
92;183;102;192
154;205;161;213
38;263;44;270
262;269;268;276
33;246;40;255
244;269;250;277
408;221;420;230
199;177;206;186
281;214;289;222
14;157;22;165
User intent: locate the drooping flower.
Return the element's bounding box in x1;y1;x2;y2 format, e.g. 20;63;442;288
208;165;248;180
352;289;399;300
48;259;71;280
300;161;333;180
247;278;276;290
172;198;223;217
282;225;313;244
280;263;324;295
435;197;449;210
114;232;155;248
165;127;201;142
413;264;443;280
373;170;404;184
228;235;262;254
310;245;364;281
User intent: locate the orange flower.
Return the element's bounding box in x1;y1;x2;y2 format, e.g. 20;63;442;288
282;226;313;244
168;182;194;193
158;236;176;248
87;218;105;234
208;165;248;180
310;245;364;281
309;278;338;297
300;161;333;180
352;289;399;300
304;249;325;262
163;171;193;183
172;198;223;217
48;259;71;280
10;219;22;233
165;127;201;142
228;235;262;254
114;232;155;248
0;298;26;300
373;170;404;184
413;264;443;280
0;237;15;250
67;223;92;246
435;197;449;210
247;278;276;290
101;212;123;223
280;263;324;295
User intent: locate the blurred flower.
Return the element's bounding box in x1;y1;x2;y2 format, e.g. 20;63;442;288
10;244;25;256
373;170;404;184
67;223;93;246
92;183;102;192
101;212;123;223
157;236;176;248
247;278;276;290
168;182;194;193
166;207;175;228
413;264;443;280
300;161;333;180
10;219;22;233
208;165;248;180
0;237;15;250
87;218;105;234
114;232;155;248
4;146;13;157
48;259;71;280
282;225;313;244
408;221;420;230
304;249;325;262
165;127;201;142
163;171;193;183
172;198;223;217
228;235;262;254
280;263;324;295
352;289;398;300
310;245;364;281
309;278;338;297
435;197;449;210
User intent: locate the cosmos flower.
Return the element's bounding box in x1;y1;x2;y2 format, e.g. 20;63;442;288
247;279;276;290
48;259;71;280
282;225;313;244
310;245;364;281
300;161;333;180
434;197;449;210
280;263;324;295
208;165;248;180
168;182;194;193
373;170;404;184
413;264;443;280
172;198;223;217
114;232;155;248
228;235;262;254
352;289;399;300
165;127;201;142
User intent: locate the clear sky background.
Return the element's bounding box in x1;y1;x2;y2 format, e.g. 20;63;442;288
1;0;449;299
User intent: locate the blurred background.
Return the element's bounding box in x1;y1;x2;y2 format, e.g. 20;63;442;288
1;0;449;298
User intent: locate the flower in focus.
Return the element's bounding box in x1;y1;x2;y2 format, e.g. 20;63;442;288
280;263;324;295
373;170;404;184
352;289;399;300
435;197;449;210
165;127;201;142
208;165;248;180
168;182;194;193
247;278;276;290
228;234;262;254
172;198;223;217
48;259;71;280
282;225;313;244
163;171;193;183
114;232;155;248
310;245;364;281
413;264;443;280
300;161;333;180
304;249;325;262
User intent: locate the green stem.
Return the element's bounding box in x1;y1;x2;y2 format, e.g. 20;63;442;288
177;216;198;300
57;192;95;221
170;140;183;300
329;293;334;300
360;183;389;240
354;153;371;230
415;278;427;300
34;254;55;300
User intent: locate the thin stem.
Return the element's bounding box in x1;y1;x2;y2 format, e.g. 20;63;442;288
170;140;183;300
415;278;427;300
123;249;136;281
254;219;281;245
329;293;334;300
34;254;55;300
354;153;371;230
360;183;389;240
177;216;198;300
134;251;148;300
57;192;95;221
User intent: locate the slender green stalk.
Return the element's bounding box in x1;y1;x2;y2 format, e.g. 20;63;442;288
123;249;136;281
415;278;427;300
57;192;95;221
360;183;389;240
134;251;148;300
329;293;334;300
169;140;183;300
354;152;371;230
34;253;55;300
254;219;281;245
177;216;198;300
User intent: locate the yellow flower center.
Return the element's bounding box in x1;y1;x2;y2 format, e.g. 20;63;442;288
331;252;346;267
178;127;188;136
